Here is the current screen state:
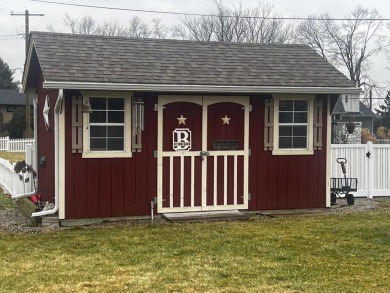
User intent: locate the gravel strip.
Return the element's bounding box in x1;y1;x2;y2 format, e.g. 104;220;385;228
0;197;387;234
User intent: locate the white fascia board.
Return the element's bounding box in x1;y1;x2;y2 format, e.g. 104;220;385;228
43;81;362;95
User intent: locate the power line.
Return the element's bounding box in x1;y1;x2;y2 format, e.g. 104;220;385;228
31;0;390;21
0;34;24;38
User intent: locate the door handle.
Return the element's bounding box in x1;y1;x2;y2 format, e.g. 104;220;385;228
200;151;209;158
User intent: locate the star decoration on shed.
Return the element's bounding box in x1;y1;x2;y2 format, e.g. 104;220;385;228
177;114;187;125
221;115;231;125
43;95;50;130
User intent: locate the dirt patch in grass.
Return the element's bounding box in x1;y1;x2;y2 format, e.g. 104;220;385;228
377;197;390;209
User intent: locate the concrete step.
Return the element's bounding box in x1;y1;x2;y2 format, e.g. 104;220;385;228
42;216;59;227
163;210;248;223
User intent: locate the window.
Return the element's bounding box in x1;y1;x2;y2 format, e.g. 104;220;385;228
82;92;132;158
89;98;125;151
273;95;314;155
7;105;19;112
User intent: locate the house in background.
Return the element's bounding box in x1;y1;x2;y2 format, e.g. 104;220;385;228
0;89;33;131
331;94;376;144
22;32;360;224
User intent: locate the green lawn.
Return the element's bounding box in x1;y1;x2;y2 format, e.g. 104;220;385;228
0;190;15;209
0;203;389;293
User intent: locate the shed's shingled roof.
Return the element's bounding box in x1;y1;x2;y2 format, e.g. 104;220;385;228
28;31;355;88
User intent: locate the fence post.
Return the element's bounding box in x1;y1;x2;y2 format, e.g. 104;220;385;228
367;141;374;199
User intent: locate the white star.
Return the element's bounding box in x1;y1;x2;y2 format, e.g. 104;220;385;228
177;114;187;125
43;95;50;130
221;115;231;125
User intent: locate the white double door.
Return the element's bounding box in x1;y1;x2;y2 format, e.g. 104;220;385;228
157;95;249;213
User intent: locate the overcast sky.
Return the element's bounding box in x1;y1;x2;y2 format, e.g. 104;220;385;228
1;0;389;101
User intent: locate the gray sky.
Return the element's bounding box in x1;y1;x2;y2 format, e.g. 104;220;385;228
1;0;389;103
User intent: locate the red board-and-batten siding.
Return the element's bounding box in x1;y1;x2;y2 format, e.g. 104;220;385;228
36;75;57;204
249;95;327;210
36;87;328;219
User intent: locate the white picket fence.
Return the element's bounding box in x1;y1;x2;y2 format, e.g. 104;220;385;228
331;142;390;198
0;136;35;152
0;144;36;197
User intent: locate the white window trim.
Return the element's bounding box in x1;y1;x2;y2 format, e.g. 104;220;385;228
272;94;315;156
82;91;133;158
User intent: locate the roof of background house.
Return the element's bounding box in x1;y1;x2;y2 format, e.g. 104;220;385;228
332;98;376;117
25;31;357;90
0;89;32;105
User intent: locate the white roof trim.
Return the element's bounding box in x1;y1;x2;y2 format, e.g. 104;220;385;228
43;81;362;94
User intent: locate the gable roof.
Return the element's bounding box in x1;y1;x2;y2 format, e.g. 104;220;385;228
0;89;32;105
24;31;359;94
332;99;376;117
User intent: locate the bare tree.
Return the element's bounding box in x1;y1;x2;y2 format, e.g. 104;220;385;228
95;20;127;37
151;18;168;39
244;3;295;44
64;13;78;34
128;16;151;38
63;14;97;35
46;24;57;33
296;7;390;89
177;1;295;44
295;16;328;59
176;16;215;41
77;16;96;35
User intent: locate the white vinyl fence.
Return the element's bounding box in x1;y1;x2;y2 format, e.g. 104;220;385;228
0;136;35;152
331;141;390;198
0;144;36;198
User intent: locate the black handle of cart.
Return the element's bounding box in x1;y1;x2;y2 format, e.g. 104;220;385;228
331;158;358;206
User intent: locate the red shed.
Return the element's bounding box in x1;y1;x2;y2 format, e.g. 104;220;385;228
22;32;360;223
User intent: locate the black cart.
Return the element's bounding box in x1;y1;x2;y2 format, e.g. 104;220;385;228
330;158;357;205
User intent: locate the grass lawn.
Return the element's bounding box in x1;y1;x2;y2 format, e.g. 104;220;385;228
0;204;389;293
0;151;25;163
0;191;15;209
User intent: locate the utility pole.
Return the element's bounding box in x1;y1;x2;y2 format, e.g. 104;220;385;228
11;10;44;138
369;87;373;110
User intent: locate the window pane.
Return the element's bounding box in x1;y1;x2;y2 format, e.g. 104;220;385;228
90;98;106;110
293;126;307;137
279;126;292;136
279;112;293;123
88;97;126;153
90;126;106;138
279;137;292;149
108;112;124;123
278;98;310;150
294;100;308;111
108;126;124;138
90;111;106;123
108;138;124;150
90;138;106;150
108;98;124;110
293;137;307;148
279;100;293;111
294;112;307;123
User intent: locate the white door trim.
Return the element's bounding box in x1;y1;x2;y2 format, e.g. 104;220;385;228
157;95;249;213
